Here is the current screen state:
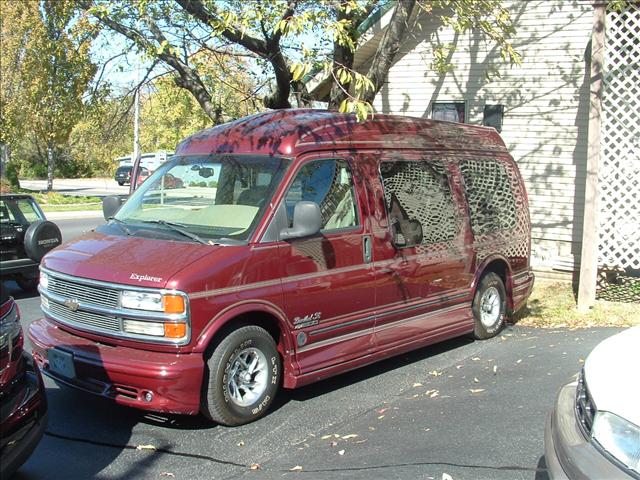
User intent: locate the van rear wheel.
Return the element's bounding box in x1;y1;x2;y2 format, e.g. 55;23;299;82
472;273;506;339
202;326;281;426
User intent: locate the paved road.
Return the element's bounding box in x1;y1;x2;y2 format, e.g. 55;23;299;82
55;215;105;244
20;178;129;197
9;279;622;480
4;217;624;479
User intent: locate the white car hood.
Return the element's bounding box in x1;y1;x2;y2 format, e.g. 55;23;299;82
584;326;640;427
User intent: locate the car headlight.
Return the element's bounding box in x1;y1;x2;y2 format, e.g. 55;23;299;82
121;291;163;311
120;291;186;314
591;411;640;474
40;271;49;290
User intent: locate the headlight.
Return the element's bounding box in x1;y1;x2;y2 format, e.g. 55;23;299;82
120;291;186;314
591;411;640;474
40;271;49;290
121;291;163;311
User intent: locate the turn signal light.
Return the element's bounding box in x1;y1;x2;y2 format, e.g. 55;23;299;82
163;294;186;314
164;322;187;339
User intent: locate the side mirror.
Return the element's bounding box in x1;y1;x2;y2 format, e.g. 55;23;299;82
102;195;124;220
280;201;322;240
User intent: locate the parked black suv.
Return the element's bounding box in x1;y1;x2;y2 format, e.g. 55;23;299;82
0;195;62;291
115;166;132;186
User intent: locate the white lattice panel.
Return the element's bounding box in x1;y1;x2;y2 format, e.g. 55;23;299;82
599;4;640;270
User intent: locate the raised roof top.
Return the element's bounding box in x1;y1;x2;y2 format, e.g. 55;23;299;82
176;109;507;157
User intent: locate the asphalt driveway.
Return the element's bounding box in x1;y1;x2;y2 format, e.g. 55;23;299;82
10;285;622;480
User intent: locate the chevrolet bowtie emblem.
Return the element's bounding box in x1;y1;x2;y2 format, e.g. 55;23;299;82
64;299;80;312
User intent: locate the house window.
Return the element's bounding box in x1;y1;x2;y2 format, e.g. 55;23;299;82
380;160;459;247
431;102;466;123
483;104;504;132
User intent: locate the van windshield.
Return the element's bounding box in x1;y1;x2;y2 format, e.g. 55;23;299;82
115;154;288;242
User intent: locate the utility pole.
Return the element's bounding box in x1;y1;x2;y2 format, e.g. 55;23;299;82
133;86;141;168
577;2;606;312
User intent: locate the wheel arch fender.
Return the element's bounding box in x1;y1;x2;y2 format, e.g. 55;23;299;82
472;255;514;311
193;300;293;357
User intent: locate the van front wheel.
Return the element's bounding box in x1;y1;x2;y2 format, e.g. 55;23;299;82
202;326;281;426
472;273;507;340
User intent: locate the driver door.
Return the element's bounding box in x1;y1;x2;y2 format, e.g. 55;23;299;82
278;155;377;375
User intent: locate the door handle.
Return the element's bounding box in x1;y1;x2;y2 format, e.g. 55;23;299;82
363;235;372;264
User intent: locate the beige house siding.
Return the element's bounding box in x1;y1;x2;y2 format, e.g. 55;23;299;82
368;0;594;272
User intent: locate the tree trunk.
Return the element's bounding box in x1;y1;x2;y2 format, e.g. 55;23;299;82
363;0;417;103
328;4;358;110
0;143;9;180
47;143;54;192
328;44;355;110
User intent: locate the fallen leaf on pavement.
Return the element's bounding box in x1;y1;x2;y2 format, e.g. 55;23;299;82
136;445;156;451
472;357;480;361
442;473;453;480
455;365;464;369
516;359;522;364
341;434;358;440
290;465;303;472
378;415;385;420
160;473;175;478
413;382;423;387
250;464;260;470
321;434;332;440
493;365;498;374
473;377;479;383
237;441;245;447
470;388;485;393
429;370;443;376
338;450;345;456
376;408;388;414
330;441;338;447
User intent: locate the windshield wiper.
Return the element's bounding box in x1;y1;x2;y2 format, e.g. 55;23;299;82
107;217;132;236
143;220;208;245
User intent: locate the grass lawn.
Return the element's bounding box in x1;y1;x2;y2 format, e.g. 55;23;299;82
41;203;103;212
513;281;640;329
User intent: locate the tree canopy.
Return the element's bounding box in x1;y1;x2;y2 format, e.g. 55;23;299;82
80;0;521;121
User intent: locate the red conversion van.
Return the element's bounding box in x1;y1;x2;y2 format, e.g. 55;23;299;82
29;109;534;425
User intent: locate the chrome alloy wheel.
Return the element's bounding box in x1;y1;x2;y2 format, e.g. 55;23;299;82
227;347;268;407
480;286;501;328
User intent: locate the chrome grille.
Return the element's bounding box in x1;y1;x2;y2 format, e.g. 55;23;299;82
47;276;120;309
48;301;121;333
575;371;595;436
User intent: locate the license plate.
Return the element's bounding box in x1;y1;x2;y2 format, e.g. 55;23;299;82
48;348;76;379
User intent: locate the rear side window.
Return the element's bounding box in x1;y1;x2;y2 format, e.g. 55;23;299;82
285;159;358;231
459;159;517;235
380;160;459;247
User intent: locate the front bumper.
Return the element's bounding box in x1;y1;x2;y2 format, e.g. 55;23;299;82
544;380;635;479
0;352;48;479
28;317;204;415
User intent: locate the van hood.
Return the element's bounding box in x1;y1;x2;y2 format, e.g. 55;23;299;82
41;229;218;289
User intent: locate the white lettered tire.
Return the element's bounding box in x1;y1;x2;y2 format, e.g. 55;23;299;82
472;273;507;339
202;325;281;426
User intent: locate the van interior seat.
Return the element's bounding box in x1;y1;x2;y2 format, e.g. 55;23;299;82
237;186;269;207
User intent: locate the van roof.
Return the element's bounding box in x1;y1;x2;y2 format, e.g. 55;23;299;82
176;108;507;158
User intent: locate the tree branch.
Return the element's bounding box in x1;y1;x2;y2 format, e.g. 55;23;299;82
363;0;417;103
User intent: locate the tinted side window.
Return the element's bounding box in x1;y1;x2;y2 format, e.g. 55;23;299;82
285;159;358;231
380;160;459;247
459;159;517;235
